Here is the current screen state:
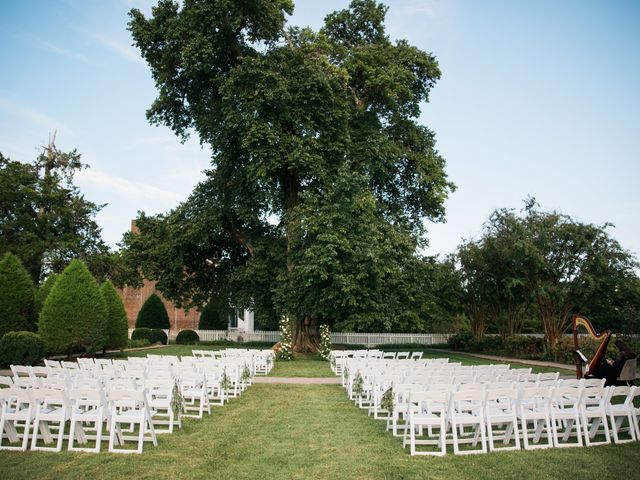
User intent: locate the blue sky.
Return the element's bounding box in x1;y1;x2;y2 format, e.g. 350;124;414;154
1;0;638;259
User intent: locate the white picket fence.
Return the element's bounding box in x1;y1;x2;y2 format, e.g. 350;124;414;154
128;329;452;346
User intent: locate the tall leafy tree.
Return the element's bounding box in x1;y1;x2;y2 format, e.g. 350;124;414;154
0;141;107;283
38;259;108;355
126;0;453;350
0;253;36;336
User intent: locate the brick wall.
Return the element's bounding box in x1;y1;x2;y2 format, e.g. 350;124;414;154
117;279;200;331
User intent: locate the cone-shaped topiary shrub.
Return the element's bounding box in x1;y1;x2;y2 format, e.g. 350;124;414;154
198;299;230;330
100;280;129;350
0;331;46;367
35;273;58;314
135;293;170;329
176;329;199;345
0;252;36;337
38;259;108;355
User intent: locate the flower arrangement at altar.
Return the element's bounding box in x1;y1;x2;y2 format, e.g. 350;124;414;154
277;315;293;360
319;324;332;361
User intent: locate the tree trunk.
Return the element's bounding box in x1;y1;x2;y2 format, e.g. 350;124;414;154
292;315;320;353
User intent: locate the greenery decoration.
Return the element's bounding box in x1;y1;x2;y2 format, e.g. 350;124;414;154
38;259;107;355
135;293;170;329
352;371;364;398
171;382;184;418
241;364;251;383
220;369;232;392
381;387;394;414
277;316;293;360
319;324;332;360
0;252;36;337
0;331;46;367
100;280;129;350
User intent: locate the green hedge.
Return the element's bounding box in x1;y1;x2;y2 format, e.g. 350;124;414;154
175;329;199;345
0;252;36;336
100;280;129;350
136;294;170;329
38;259;107;355
131;328;168;345
0;331;46;367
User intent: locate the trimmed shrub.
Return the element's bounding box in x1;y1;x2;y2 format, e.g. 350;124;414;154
175;329;199;345
0;331;46;367
504;335;545;359
38;259;108;355
131;328;168;345
100;280;129;350
35;273;58;314
128;338;151;349
0;252;36;336
198;300;230;330
136;293;170;329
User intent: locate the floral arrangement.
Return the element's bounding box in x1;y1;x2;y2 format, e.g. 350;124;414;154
319;324;332;360
278;315;294;360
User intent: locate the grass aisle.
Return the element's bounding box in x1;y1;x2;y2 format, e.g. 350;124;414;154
1;381;638;479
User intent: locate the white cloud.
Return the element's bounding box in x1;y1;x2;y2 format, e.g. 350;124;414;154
76;168;182;203
87;32;146;65
40;42;105;68
0;96;74;136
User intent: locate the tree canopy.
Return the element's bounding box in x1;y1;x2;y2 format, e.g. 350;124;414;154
0;142;108;283
457;200;639;349
125;0;454;350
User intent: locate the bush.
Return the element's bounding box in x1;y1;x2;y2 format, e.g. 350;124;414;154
136;293;170;330
128;338;151;349
38;259;107;355
35;273;58;315
0;252;36;336
100;280;129;350
198;300;230;330
176;329;199;345
131;328;168;345
447;332;504;354
503;335;545;359
0;331;46;367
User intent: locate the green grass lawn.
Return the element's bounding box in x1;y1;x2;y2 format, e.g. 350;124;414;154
1;380;638;480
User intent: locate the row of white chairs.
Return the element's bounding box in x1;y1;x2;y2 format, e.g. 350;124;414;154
0;353;261;453
396;384;640;456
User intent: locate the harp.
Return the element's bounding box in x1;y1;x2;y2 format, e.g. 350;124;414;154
572;314;612;379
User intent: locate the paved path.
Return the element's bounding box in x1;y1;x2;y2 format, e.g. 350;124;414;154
254;377;341;384
430;349;574;371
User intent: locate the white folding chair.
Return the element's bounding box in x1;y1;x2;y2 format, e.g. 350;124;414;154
179;371;210;419
448;389;487;455
0;388;35;451
402;390;449;456
108;389;157;454
485;387;520;452
146;378;181;434
30;389;71;452
606;386;637;444
549;386;583;448
0;376;14;389
580;386;611;446
68;388;110;452
516;387;552;450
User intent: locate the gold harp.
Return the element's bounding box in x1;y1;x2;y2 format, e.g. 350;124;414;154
572;314;611;379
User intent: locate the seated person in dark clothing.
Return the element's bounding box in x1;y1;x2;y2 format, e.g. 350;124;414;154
593;339;637;386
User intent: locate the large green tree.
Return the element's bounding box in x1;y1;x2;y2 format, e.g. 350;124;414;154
100;280;130;350
0;143;107;283
125;0;453;350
